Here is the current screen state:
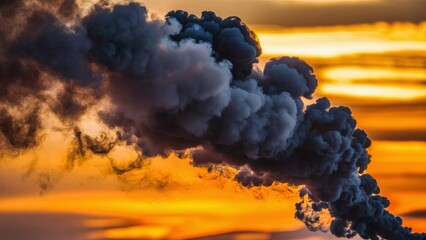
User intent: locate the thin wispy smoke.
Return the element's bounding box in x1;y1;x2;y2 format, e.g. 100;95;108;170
0;1;424;239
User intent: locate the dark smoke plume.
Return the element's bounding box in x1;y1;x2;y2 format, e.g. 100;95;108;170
0;1;424;239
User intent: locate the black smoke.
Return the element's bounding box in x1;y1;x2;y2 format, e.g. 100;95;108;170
0;2;424;239
166;10;262;80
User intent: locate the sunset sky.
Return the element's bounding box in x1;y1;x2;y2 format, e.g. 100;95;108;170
0;0;425;239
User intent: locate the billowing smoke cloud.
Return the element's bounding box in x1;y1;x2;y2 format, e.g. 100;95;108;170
0;1;424;239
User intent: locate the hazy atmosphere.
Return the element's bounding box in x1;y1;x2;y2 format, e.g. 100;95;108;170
0;0;425;239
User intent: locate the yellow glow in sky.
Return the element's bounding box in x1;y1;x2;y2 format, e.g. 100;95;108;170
96;225;170;239
321;83;426;100
259;34;426;58
0;188;302;239
255;22;426;58
321;66;426;82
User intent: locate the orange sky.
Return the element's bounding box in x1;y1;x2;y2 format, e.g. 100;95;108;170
0;1;425;239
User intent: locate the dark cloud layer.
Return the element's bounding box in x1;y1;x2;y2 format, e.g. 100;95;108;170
0;2;424;239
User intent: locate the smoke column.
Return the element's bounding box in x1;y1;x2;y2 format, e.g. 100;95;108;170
0;1;424;239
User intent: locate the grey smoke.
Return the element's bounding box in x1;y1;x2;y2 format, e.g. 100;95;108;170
0;2;424;239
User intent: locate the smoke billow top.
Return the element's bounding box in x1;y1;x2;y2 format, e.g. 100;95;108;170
0;1;424;239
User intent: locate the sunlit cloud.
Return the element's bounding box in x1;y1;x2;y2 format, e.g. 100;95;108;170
320;83;426;100
255;22;426;58
93;225;170;239
374;141;426;156
259;35;426;58
321;66;426;83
